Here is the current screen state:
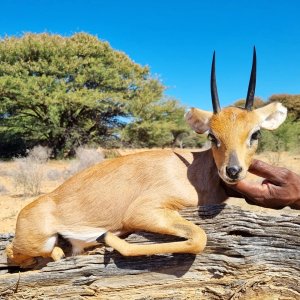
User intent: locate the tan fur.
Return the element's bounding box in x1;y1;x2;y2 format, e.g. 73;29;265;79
209;107;261;181
6;102;286;267
186;102;287;184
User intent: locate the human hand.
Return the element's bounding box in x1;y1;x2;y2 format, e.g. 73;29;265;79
225;159;300;209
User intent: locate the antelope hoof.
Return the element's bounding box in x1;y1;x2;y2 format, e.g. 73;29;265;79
51;246;65;261
96;232;107;244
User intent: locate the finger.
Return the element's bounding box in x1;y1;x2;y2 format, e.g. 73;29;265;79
290;200;300;210
248;159;286;185
231;180;270;199
221;181;244;198
233;180;289;209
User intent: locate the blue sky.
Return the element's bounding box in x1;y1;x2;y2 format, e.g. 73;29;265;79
0;0;299;110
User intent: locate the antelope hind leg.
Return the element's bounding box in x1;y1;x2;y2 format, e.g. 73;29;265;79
101;209;207;256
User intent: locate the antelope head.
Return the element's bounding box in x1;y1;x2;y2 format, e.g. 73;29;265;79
186;48;287;184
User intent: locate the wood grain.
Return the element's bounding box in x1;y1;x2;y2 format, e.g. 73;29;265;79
0;205;299;299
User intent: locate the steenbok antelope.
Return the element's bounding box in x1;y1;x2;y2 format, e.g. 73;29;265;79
7;48;287;267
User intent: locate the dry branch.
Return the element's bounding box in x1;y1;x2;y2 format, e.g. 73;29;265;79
0;205;299;299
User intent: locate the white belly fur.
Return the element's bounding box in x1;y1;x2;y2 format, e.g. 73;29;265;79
60;228;106;255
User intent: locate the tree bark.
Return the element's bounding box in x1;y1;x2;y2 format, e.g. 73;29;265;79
0;205;299;300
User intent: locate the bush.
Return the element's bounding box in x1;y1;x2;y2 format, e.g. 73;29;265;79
28;145;51;163
12;146;51;196
258;118;300;153
103;149;121;159
47;169;63;181
64;147;104;178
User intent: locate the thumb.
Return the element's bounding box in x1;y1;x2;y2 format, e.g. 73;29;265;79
248;159;285;185
231;180;269;200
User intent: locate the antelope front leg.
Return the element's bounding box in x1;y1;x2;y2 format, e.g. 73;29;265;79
99;208;207;256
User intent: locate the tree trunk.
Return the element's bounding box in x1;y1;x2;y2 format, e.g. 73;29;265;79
0;205;299;300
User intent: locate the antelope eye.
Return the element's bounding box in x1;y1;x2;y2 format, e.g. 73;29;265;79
251;130;261;141
208;133;219;146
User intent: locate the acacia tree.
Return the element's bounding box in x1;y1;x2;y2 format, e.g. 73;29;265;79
121;97;191;148
0;33;190;157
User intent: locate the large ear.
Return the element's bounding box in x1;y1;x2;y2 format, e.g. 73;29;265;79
255;102;287;130
185;108;213;134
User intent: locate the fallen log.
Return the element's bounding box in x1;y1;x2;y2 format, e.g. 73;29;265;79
0;205;299;299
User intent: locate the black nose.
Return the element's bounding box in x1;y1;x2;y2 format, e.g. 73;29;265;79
226;165;242;179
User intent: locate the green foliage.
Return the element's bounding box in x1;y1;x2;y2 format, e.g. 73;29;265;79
258;117;300;153
121;99;192;148
0;33;192;157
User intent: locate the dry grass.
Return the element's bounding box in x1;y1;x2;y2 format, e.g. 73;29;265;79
64;147;104;178
11;146;51;196
0;159;67;232
0;150;299;233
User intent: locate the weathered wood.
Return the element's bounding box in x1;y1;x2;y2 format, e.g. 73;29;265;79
0;205;299;300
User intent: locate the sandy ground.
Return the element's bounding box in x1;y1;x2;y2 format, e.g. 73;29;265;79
0;160;68;233
0;150;299;233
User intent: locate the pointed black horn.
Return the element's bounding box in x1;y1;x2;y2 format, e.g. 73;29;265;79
245;47;257;110
211;51;221;114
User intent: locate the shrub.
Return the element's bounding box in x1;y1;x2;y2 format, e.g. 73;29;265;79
28;145;52;163
64;147;104;178
12;146;51;196
258;118;300;153
47;169;63;181
103;149;121;159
